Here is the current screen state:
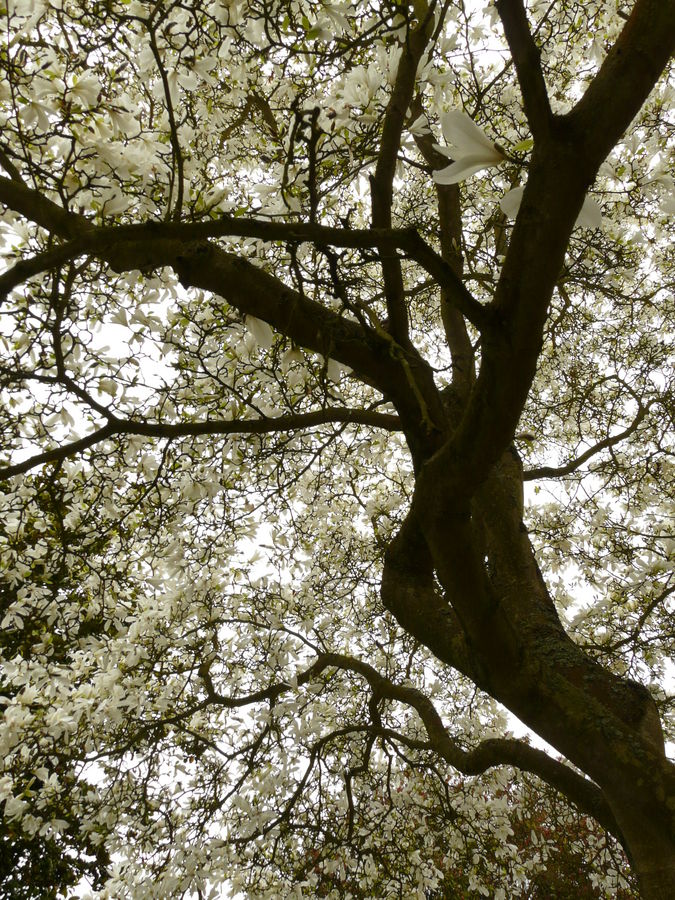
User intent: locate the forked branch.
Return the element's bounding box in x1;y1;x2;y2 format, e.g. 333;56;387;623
200;649;625;849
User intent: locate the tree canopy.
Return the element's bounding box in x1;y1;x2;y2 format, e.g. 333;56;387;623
0;0;674;897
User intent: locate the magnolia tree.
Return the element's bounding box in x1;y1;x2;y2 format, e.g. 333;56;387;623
0;0;673;897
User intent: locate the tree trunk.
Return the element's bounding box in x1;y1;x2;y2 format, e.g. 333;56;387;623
382;444;675;896
609;784;675;899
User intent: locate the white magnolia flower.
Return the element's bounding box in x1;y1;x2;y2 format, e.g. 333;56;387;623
433;110;505;184
3;795;28;821
327;358;351;382
68;74;101;107
18;99;53;132
99;188;131;216
644;174;675;215
662;193;675;215
245;315;274;349
407;114;431;137
280;347;304;373
499;185;603;229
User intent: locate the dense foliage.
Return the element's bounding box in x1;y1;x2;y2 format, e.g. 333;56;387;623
0;1;673;897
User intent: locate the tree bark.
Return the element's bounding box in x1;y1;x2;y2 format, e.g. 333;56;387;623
381;442;675;898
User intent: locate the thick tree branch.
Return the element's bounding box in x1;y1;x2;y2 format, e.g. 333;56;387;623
418;0;674;498
170;243;446;438
410;95;474;396
0;180;451;449
0;408;401;479
567;0;675;168
0;183;489;330
381;508;485;682
0;423;119;481
0;144;23;184
0;235;96;300
399;230;490;331
148;24;184;221
495;0;552;137
0;175;89;239
201;647;626;848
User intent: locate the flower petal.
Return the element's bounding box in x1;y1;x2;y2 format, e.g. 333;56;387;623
499;186;525;218
408;114;430;136
500;188;603;230
441;110;503;160
433;154;502;185
661;194;675;215
576;196;602;229
245;315;274;349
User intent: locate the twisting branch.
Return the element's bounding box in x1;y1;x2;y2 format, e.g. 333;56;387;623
0;235;95;300
318;652;626;850
0;423;120;481
0;178;490;330
410;94;475;396
381;507;481;680
566;0;675;166
0;175;88;238
147;24;184;221
0;144;23;183
199;649;625;849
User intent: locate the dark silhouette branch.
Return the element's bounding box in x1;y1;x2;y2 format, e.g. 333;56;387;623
410;95;474;396
147;24;185;221
524;404;649;480
370;3;435;343
496;0;552;137
0;144;24;184
0;183;489;330
198;647;626;850
567;0;675;168
0;408;402;479
321;652;626;850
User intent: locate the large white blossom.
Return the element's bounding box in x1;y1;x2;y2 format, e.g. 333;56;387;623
433;110;505;184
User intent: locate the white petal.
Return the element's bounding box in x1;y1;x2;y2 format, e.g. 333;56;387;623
499;187;603;229
433;153;501;185
101;191;131;215
575;196;603;229
245;315;274;349
441;110;502;158
326;359;344;382
499;186;525;218
407;114;430;136
68;75;100;107
280;347;304;373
